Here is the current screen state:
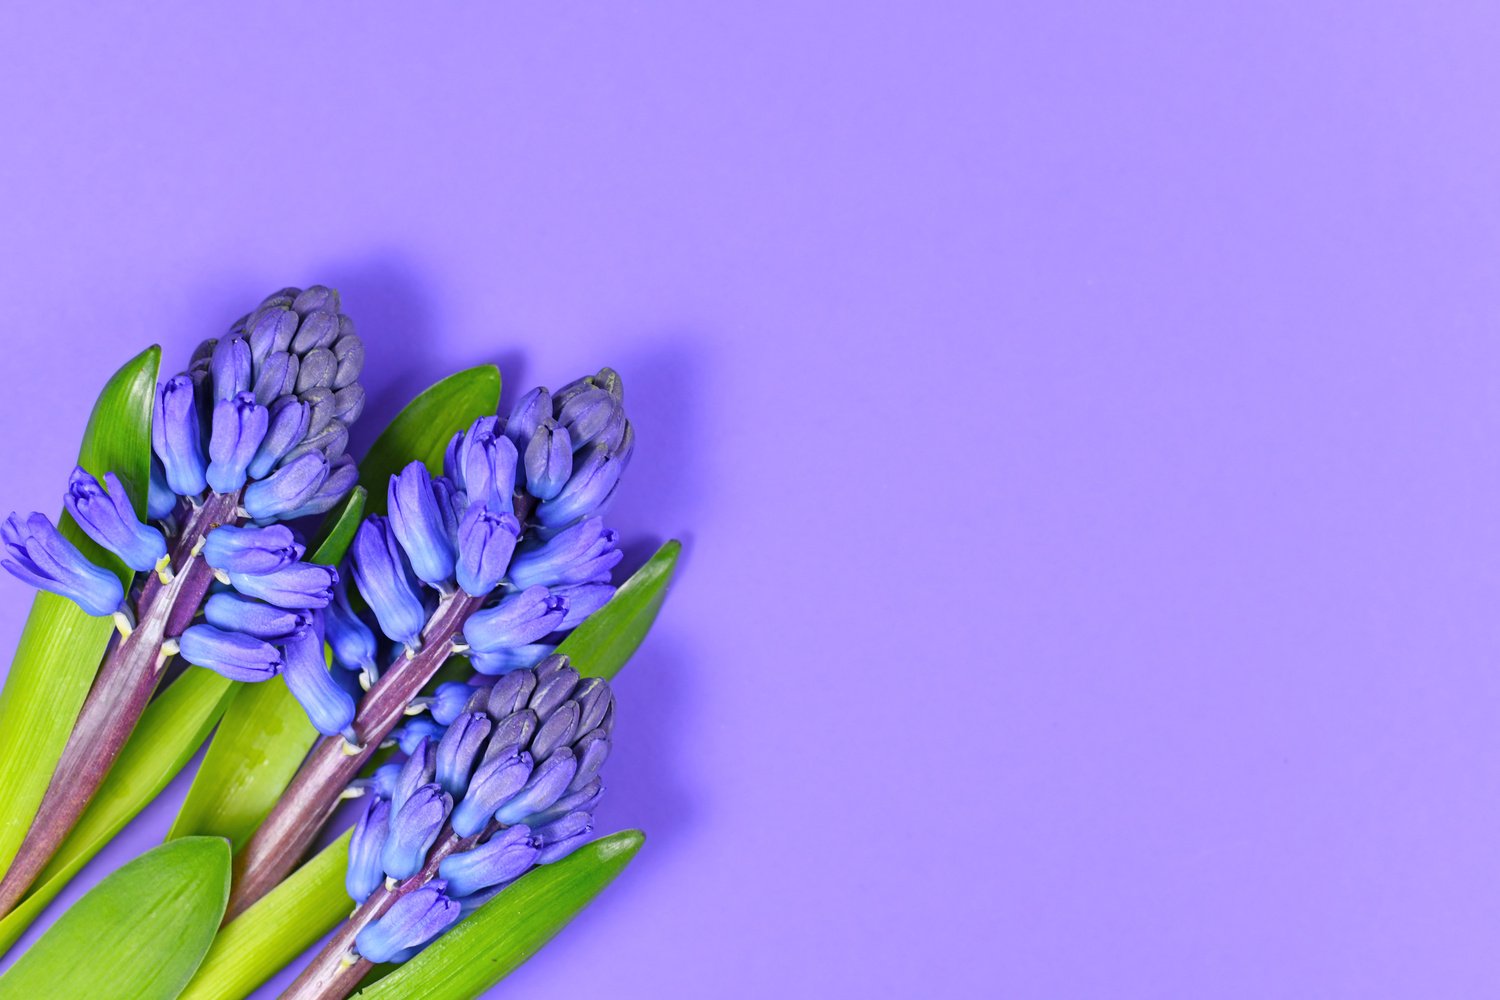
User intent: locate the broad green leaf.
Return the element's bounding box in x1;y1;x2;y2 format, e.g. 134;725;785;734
358;365;501;516
0;836;229;1000
169;487;366;849
556;540;681;679
177;831;352;1000
0;346;160;876
0;668;233;956
354;831;645;1000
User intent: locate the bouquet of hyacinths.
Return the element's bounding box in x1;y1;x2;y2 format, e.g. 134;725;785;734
0;287;680;1000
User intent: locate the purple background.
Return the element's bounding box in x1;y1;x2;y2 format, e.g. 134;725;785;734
1;2;1498;997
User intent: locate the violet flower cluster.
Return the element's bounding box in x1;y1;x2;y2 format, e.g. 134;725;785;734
326;369;631;692
0;286;365;729
347;656;613;962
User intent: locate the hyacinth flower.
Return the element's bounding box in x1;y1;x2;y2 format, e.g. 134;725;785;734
0;286;366;918
281;657;613;999
228;369;633;917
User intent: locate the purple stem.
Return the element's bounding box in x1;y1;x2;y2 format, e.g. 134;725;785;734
0;491;243;918
227;589;485;921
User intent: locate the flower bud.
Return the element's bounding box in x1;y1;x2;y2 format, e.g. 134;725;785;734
204;592;310;641
354;882;460;965
463;586;567;653
463;426;518;515
326;579;377;674
347;797;390;903
206;393;270;494
437;825;538;898
247;308;297;366
507;518;621;590
450;748;532;838
242;451;328;520
281;617;356;737
534;444;623;528
152;375;208;497
178;624;281;682
349;515;427;648
147;457;177;521
211;335;253;401
228;560;337;609
389;462;456;587
468;643;556;676
551;582;614;629
382;784;452;880
486;669;538;717
435;711;492;798
246;398;310;481
1;511;124;616
528;700;580;760
556;386;618;451
64;468;166;573
454;504;520;597
280;454;358;520
494;747;577;825
523;418;573;501
252;351;300;406
201;524;300;576
333;336;364;390
502;387;550;453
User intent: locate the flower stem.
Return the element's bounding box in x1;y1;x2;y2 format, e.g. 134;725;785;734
227;590;485;921
0;491;242;919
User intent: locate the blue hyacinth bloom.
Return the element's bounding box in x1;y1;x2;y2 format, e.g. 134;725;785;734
501;387;550;454
326;579;378;675
437;824;537;898
494;747;578;826
468;643;556;677
152;375;209;497
430;680;490;726
450;748;533;838
454;504;520;597
63;468;167;573
555;386;618;451
463;586;567;653
203;592;310;641
206;392;269;494
201;524;301;576
349;515;427;648
178;623;281;682
523;418;573;501
1;511;124;616
146;457;176;521
354;882;461;964
388;462;456;588
551;582;614;629
281;617;356;738
347;797;391;903
242;451;329;520
507;518;622;590
227;560;337;609
246;397;310;481
435;711;491;798
381;784;452;880
210;335;253;401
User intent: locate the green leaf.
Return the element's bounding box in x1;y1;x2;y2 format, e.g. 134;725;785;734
177;831;352;1000
0;346;160;877
168;487;366;849
354;831;645;1000
0;836;229;1000
358;365;501;516
555;540;682;679
0;668;233;956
